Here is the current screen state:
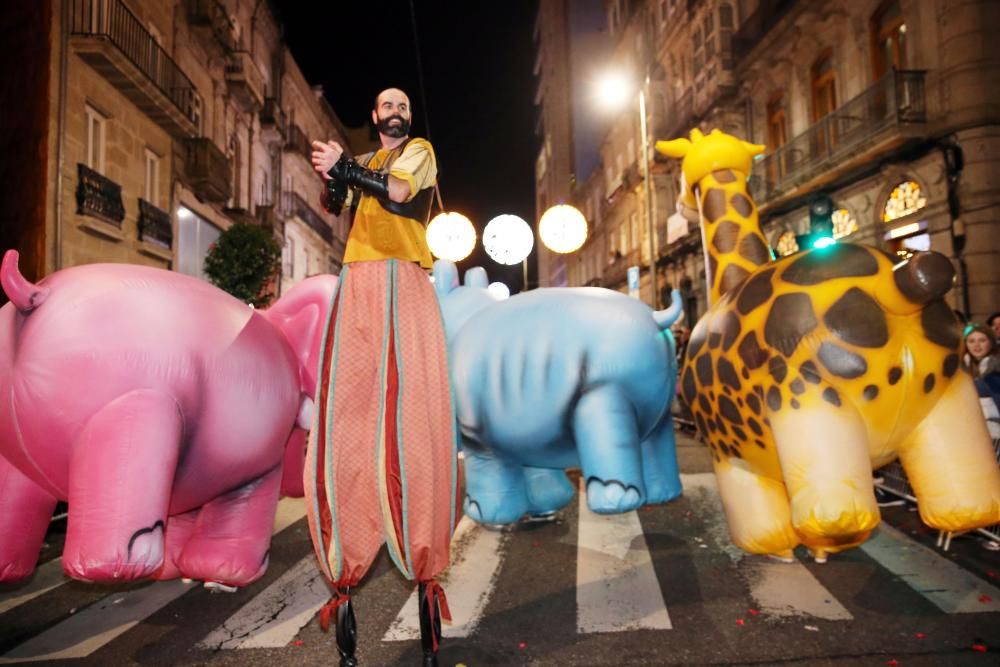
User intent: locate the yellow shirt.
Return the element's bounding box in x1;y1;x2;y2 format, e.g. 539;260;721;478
342;138;437;269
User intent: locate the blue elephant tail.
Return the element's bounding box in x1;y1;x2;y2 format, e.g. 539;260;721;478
652;289;683;330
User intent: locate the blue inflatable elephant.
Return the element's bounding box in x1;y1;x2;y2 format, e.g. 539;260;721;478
433;260;684;525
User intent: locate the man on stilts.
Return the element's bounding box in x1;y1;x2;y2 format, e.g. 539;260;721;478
308;87;457;667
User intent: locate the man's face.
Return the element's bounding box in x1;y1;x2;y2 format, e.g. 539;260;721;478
992;317;1000;338
373;89;411;138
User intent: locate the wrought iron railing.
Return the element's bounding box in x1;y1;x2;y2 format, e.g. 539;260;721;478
749;70;927;203
70;0;200;126
285;123;313;163
76;163;125;226
731;0;799;62
286;191;333;243
138;198;172;248
184;138;232;202
260;98;287;138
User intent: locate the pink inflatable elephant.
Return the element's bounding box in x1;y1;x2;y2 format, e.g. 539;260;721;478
0;250;335;586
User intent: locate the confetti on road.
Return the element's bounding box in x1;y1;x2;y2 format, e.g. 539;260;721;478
804;625;819;632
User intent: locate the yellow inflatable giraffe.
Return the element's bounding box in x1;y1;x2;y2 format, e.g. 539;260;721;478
657;128;1000;562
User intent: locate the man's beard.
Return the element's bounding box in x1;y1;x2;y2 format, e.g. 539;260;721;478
376;114;410;138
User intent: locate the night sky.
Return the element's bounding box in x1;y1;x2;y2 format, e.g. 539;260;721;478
276;0;540;291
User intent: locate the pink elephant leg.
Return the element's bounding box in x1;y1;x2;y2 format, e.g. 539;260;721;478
0;456;58;582
151;508;199;581
62;389;183;582
176;464;283;587
280;428;307;498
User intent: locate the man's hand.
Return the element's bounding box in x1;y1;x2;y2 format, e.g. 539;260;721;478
311;140;344;180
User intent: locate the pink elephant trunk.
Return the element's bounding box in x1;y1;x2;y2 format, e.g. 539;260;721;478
1;250;49;313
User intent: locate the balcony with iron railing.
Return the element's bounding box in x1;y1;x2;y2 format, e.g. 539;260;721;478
731;0;799;63
70;0;200;138
749;70;928;207
284;124;313;164
184;138;232;203
77;163;125;227
286;191;333;244
260;98;288;146
184;0;241;52
225;51;265;111
138;198;172;248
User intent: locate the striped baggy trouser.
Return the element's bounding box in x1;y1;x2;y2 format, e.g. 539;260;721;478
305;259;458;602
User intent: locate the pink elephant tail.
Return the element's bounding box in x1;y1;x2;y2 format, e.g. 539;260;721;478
1;250;49;313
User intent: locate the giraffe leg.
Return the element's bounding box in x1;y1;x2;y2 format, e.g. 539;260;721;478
769;395;879;556
712;456;798;560
899;375;1000;531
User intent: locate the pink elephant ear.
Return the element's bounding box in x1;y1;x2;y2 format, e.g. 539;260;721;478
279;306;322;394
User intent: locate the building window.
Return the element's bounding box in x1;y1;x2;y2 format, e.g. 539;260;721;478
871;0;906;80
719;4;734;30
882;180;926;222
832;208;858;239
85;104;106;174
811;52;837;122
776;230;799;257
176;206;221;280
766;94;787;183
283;235;295;279
229;135;242;209
703;12;715;60
144;149;160;207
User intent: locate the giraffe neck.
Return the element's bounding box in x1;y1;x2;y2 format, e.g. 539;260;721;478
694;169;772;305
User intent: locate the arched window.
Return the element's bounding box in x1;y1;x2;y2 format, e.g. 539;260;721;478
811;51;837;122
832;208;858;239
776;230;799;256
882;180;926;222
228;134;242;209
871;0;907;80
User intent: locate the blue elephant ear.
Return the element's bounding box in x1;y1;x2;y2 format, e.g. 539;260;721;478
432;260;459;298
464;267;489;289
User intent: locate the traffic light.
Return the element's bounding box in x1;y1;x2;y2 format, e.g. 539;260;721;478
796;195;836;250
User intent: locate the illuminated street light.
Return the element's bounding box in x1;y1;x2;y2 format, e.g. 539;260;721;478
426;212;476;262
539;204;588;254
487;281;511;300
483;214;533;266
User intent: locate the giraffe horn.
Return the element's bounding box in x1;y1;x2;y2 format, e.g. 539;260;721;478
690;128;705;141
655;138;691;158
740;140;766;157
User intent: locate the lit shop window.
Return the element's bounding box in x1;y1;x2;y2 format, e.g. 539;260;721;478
882;180;926;222
832;208;858;239
776;230;799;256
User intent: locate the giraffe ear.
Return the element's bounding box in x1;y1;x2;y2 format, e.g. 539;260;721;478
655;138;691;158
741;140;766;157
690;128;705;141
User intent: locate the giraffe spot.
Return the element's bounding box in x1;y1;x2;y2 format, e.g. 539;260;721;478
707;418;718;433
768;356;788;384
719;264;751;297
717;418;729;435
790;398;800;409
818;342;868;379
710;310;742;350
921;300;961;350
863;384;879;401
781;244;879;285
741;367;750;380
723;386;733;396
943;353;959;378
698;394;712;414
825;288;888;348
924;373;936;393
736;268;775;315
737;396;744;407
711;220;741;253
764;293;818;357
894;251;955;304
696;413;708;435
800;360;821;384
789;378;805;395
708;332;723;349
730;442;743;459
754;439;767;449
766;386;782;411
696;354;714;386
739;234;771;266
713;452;721;462
732;426;747;441
717;356;742;391
681;368;697;404
718;395;744;425
737;332;770;369
719;442;731;457
687;319;708;359
888;366;903;385
747;417;763;436
822;387;842;407
703;188;728;222
730;192;753;218
713;169;737;184
746;393;762;415
708;255;719;287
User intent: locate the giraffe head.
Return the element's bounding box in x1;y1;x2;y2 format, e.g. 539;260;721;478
656;128;765;211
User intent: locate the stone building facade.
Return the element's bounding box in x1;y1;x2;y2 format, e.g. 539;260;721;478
0;0;353;304
542;0;999;324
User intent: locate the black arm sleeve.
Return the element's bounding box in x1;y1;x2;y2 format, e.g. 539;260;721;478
320;176;348;215
328;155;390;198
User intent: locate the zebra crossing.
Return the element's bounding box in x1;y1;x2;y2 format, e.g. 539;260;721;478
1;474;998;664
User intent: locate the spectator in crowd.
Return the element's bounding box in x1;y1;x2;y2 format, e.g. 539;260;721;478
987;312;1000;339
964;324;1000;379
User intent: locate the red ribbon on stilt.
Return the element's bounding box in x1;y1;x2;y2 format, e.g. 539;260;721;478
423;579;451;653
318;589;351;632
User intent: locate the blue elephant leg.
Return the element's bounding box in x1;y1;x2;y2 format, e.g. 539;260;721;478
640;415;683;504
462;446;530;526
573;385;646;514
523;466;575;516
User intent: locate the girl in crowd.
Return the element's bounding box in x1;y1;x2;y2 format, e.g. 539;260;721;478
964;324;1000;379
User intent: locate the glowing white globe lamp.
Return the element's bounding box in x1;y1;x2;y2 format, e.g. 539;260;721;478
483;214;533;265
487;281;511;300
539;204;588;254
426;212;476;262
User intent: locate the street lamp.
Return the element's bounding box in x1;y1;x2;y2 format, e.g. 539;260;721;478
539;204;588;254
596;70;659;309
426;211;476;262
483;214;534;291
